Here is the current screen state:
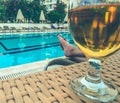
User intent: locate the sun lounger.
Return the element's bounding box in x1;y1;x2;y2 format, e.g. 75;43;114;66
34;26;41;32
10;27;17;32
3;26;10;33
0;27;3;33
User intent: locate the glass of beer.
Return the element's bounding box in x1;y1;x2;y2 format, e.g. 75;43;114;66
69;0;120;102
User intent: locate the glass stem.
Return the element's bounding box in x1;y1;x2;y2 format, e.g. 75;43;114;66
86;58;101;84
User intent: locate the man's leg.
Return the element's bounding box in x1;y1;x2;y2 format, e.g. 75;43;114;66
58;34;85;57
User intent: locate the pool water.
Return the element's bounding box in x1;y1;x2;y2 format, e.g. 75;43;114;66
0;32;75;68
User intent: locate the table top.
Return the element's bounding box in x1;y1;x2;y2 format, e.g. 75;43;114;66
0;51;120;103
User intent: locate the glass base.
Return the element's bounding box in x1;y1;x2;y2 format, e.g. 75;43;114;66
70;77;118;102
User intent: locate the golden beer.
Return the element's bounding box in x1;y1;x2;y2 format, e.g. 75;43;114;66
69;4;120;58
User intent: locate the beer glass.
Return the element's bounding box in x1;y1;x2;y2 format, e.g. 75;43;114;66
69;0;120;102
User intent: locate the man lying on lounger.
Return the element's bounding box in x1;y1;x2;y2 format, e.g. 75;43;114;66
44;35;86;70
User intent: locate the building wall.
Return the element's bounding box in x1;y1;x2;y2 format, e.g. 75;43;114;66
44;0;57;11
44;0;68;11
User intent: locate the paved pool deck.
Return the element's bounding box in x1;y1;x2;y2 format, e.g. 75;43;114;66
0;23;68;30
0;58;48;79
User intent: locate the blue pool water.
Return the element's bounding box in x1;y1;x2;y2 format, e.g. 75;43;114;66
0;31;75;68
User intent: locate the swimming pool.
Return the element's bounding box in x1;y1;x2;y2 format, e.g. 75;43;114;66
0;31;75;68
